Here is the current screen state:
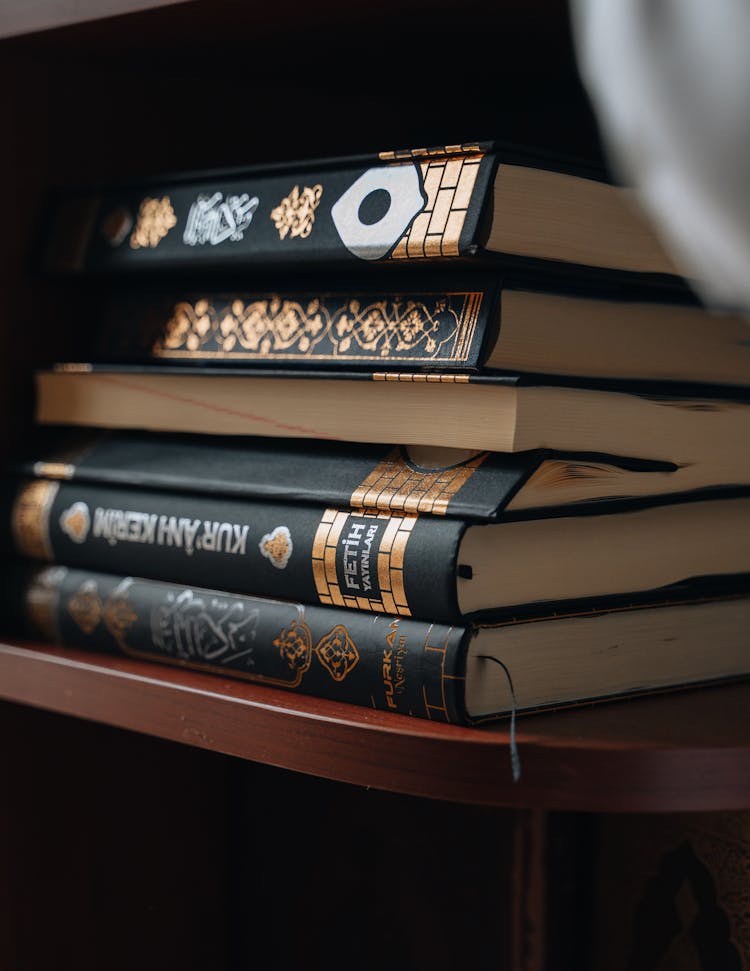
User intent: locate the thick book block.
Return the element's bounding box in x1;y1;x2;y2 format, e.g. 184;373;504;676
33;367;750;480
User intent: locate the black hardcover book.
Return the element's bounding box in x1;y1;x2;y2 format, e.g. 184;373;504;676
41;141;683;285
4;468;750;624
6;564;750;724
88;274;750;386
13;428;750;518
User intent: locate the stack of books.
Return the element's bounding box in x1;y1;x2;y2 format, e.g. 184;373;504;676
3;141;749;725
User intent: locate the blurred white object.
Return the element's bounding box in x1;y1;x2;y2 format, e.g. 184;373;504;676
571;0;750;312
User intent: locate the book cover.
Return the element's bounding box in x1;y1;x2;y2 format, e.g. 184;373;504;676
8;564;750;727
44;143;497;274
85;271;723;378
5;472;750;625
91;277;501;371
8;563;470;723
3;476;467;622
40;140;681;283
13;429;546;522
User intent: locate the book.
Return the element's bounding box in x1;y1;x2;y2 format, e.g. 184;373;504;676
15;428;750;517
8;563;750;723
88;276;750;386
34;366;750;476
41;141;682;281
4;473;749;624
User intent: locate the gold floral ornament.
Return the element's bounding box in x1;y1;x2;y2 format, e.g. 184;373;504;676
274;619;313;675
158;299;214;353
129;196;177;249
103;584;138;650
58;501;91;544
271;184;323;240
332;298;457;357
67;579;103;635
222;297;327;354
258;526;293;569
315;625;359;682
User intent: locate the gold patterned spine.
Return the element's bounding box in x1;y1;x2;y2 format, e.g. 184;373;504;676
11;480;59;561
25;566;65;642
311;509;415;616
151;290;483;365
348;447;487;517
389;152;485;261
378;143;482;162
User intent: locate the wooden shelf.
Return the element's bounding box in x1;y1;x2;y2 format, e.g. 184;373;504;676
3;638;749;813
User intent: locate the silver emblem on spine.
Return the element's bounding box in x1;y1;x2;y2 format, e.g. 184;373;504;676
331;164;425;260
183;191;260;246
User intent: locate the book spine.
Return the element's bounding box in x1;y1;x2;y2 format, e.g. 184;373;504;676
96;284;496;371
5;479;466;624
17;433;512;521
12;563;470;723
46;145;497;274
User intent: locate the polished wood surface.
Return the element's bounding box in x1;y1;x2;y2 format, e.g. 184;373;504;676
2;639;749;813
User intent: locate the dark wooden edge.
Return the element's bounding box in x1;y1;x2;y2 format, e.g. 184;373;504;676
2;639;750;812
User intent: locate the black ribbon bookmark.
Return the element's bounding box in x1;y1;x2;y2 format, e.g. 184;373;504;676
476;655;522;783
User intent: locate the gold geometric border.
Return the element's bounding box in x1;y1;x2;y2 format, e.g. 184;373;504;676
372;372;470;382
11;480;59;561
349;448;488;516
422;623;461;721
388;152;485;260
312;509;416;616
151;290;484;366
378;143;482;162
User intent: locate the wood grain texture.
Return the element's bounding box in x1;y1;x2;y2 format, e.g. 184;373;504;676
1;639;749;813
